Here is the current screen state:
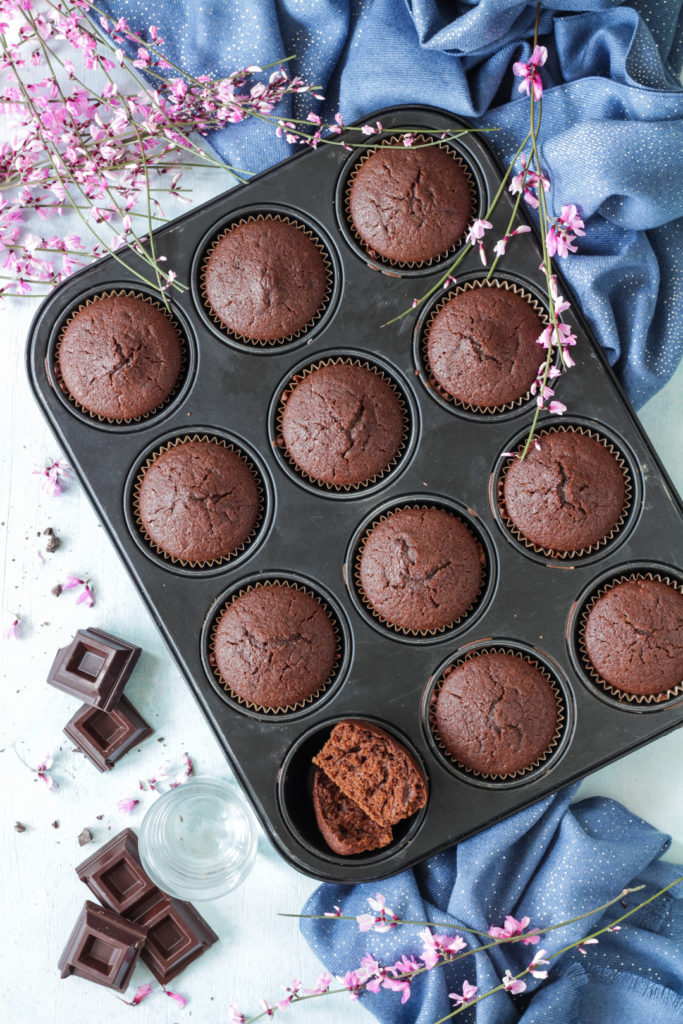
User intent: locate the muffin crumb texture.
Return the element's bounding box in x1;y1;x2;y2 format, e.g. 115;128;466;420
583;578;683;695
434;652;558;776
312;719;427;828
312;769;393;856
58;294;183;420
280;362;404;486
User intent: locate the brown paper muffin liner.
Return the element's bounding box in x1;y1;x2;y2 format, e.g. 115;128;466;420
353;503;486;636
132;434;264;568
274;356;410;492
54;289;187;425
577;572;683;705
429;647;565;781
496;426;633;559
344;135;478;269
421;279;550;414
199;213;333;346
207;579;343;715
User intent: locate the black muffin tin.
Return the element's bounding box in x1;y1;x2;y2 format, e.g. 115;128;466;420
27;106;683;882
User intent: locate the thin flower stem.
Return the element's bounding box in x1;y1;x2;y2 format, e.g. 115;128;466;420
280;914;490;939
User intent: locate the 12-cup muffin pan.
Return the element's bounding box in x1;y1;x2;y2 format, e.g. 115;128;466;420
27;106;683;882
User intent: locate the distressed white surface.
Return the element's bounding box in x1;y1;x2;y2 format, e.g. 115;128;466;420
1;128;682;1024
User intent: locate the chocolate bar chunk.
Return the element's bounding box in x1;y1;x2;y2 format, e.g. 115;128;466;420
65;696;153;772
77;829;218;982
47;628;141;711
131;892;218;984
58;901;146;991
77;829;158;915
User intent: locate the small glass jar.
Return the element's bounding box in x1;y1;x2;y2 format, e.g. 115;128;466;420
139;776;256;900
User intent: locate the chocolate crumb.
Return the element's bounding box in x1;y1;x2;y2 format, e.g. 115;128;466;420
43;527;61;553
78;827;93;846
14;821;27;833
96;814;104;821
51;583;63;597
51;820;59;829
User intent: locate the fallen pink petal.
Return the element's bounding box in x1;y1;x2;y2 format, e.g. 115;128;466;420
129;982;153;1005
117;797;139;814
165;989;187;1008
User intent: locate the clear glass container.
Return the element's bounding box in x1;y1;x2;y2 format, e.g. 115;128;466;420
139;776;257;900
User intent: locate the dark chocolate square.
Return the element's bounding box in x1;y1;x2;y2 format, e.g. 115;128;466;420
136;897;218;985
58;901;146;992
47;628;141;711
77;830;157;914
64;696;153;771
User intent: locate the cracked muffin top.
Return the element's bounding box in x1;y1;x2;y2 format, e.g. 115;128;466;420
57;294;183;420
279;362;405;487
137;439;259;564
434;651;559;776
203;217;328;342
358;506;485;632
583;578;683;696
426;286;544;408
212;583;337;709
348;143;472;264
503;430;627;554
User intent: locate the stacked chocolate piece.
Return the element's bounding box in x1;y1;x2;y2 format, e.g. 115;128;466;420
47;627;153;770
59;828;217;990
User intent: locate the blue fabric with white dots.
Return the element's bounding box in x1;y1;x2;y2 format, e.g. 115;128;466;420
95;0;683;408
301;786;683;1023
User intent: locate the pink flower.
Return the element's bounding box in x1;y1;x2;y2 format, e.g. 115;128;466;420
33;458;69;496
357;893;398;933
419;928;467;969
548;400;567;415
465;219;492;266
76;582;95;607
171;752;194;787
37;754;58;791
229;1006;246;1024
489;915;540;945
402;133;414;147
512;45;547;101
449;980;478;1006
509;155;549;209
165;990;187;1008
259;998;275;1017
304;972;332;995
577;937;599;955
502;970;527;994
340;970;363;1000
128;982;153;1005
278;978;302;1008
117;797;139;814
3;615;20;640
324;906;342;918
383;976;412;1003
528;948;550;979
559;204;585;235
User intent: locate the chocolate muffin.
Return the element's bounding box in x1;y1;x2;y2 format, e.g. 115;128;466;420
280;362;405;487
348;143;472;264
212;583;337;709
434;652;559;776
503;431;627;554
583;578;683;696
358;506;485;632
136;439;259;564
313;720;427;827
426;286;544;408
203;217;328;342
57;294;183;420
313;769;393;856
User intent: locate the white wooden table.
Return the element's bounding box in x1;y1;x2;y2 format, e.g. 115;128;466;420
1;139;681;1024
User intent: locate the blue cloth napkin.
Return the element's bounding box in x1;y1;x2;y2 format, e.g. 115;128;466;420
95;0;683;408
301;786;683;1023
